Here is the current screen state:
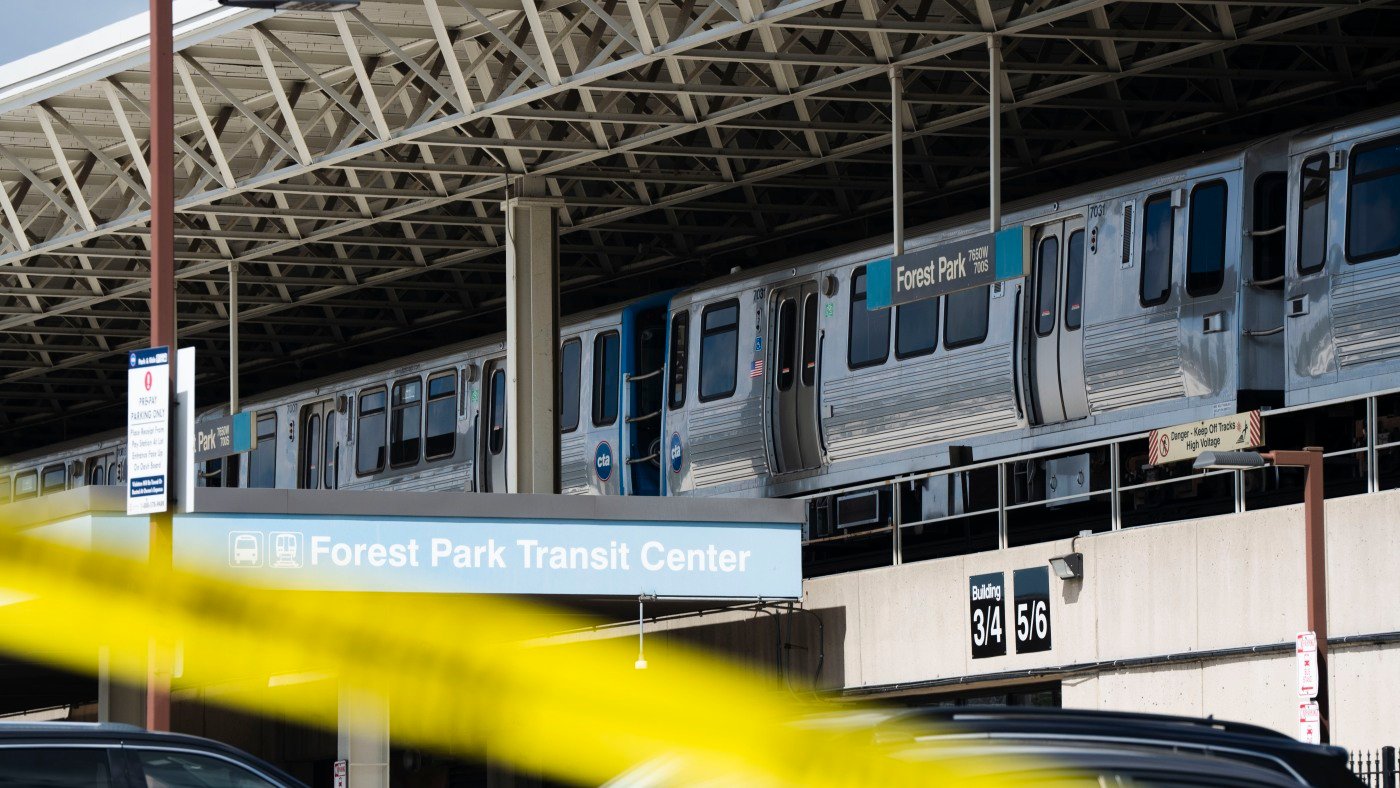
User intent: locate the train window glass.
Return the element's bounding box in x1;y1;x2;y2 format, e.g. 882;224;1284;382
249;412;278;488
13;471;37;501
425;372;457;460
1187;180;1228;296
895;297;938;359
560;340;582;432
324;412;337;488
92;464;106;486
0;475;9;503
1347;136;1400;263
1253;172;1286;285
356;389;387;476
1139;192;1174;306
801;294;819;385
944;286;990;349
40;464;65;495
224;454;239;488
848;266;890;369
668;311;689;410
202;458;221;487
488;369;506;456
776;298;798;391
390;377;423;468
699;300;739;402
1298;153;1329;274
593;331;621;426
1035;235;1060;336
302;413;321;488
1065;230;1085;330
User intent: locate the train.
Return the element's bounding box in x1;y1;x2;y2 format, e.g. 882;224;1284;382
5;104;1399;528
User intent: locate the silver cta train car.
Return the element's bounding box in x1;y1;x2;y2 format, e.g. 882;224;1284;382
4;107;1399;523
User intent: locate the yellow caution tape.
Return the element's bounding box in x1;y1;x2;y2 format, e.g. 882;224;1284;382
0;527;1024;786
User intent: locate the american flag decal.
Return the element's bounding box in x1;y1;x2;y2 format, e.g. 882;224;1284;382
750;359;764;377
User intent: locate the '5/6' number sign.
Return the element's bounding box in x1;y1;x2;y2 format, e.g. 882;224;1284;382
1013;567;1052;654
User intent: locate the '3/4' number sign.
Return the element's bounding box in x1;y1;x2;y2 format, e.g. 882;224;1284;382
969;572;1006;659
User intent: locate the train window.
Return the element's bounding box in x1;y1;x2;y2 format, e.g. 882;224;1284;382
0;475;9;503
1187;180;1227;297
668;311;689;410
848;266;890;369
488;369;506;456
560;340;582;431
593;331;621;427
356;388;387;476
425;372;457;460
801;294;818;385
1298;153;1329;274
1035;235;1059;336
699;300;739;402
1253;172;1286;285
249;412;278;488
91;464;106;486
324;412;338;488
1347;136;1400;263
13;471;37;501
1065;229;1086;331
944;286;990;349
40;464;65;495
224;454;240;488
302;414;321;489
895;297;938;359
776;298;798;391
1139;192;1174;306
390;377;423;468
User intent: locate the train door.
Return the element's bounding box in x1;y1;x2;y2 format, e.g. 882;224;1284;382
478;360;509;492
624;305;667;495
1027;218;1090;425
297;400;338;490
769;282;823;473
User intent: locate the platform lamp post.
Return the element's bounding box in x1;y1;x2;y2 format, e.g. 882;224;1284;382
137;0;360;733
1193;448;1329;743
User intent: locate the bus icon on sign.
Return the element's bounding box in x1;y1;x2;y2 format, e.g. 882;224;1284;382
229;532;262;567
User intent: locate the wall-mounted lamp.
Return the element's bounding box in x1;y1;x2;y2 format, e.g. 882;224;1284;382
1048;529;1092;580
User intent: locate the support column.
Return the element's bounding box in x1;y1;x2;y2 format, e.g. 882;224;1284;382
988;35;1002;233
97;648;146;726
338;686;389;788
502;178;562;495
889;66;904;257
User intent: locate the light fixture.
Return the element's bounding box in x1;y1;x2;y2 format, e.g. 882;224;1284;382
217;0;360;10
1048;529;1092;580
1193;450;1268;471
1048;552;1084;580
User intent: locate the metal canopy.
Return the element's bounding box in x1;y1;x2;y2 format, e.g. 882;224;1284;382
1;0;1399;448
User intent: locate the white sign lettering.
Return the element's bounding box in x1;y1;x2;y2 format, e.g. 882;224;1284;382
126;347;170;515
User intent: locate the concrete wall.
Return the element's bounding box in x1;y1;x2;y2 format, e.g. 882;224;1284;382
795;489;1400;749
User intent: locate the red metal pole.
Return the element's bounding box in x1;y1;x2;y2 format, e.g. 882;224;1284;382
1264;448;1328;744
146;0;175;733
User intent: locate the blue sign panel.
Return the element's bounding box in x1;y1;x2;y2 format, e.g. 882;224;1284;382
174;514;802;599
595;442;613;482
669;433;684;474
867;226;1026;309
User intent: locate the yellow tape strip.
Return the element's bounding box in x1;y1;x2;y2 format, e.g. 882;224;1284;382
0;528;1018;786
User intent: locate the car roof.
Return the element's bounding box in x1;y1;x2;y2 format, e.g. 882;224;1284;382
0;722;308;787
874;706;1362;787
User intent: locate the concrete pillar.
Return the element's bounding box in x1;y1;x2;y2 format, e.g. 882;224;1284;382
97;648;146;726
502;177;562;495
338;685;389;788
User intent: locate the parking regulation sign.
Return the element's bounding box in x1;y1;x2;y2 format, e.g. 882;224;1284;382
127;346;170;515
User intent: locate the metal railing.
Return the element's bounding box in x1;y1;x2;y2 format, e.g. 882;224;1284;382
1350;746;1398;788
799;387;1400;577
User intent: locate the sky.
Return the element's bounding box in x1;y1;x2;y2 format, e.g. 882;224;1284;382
0;0;151;67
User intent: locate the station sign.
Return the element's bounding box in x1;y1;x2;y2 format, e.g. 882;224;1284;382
1012;566;1052;654
126;347;170;515
1296;630;1318;699
1147;410;1263;465
969;572;1006;659
174;513;802;599
194;412;256;464
866;226;1026;310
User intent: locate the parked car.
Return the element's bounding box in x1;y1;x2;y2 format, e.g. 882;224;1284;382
868;706;1365;787
0;722;307;787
